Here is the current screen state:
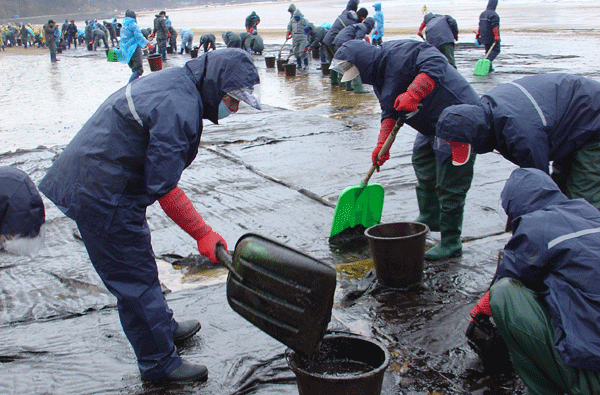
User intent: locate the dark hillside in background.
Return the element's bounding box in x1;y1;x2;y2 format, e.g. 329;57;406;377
1;0;262;23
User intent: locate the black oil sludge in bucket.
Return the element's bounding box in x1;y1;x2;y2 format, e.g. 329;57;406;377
286;333;390;395
365;222;429;288
265;55;276;68
284;63;296;77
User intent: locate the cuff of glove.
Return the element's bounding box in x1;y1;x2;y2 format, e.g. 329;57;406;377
470;291;492;318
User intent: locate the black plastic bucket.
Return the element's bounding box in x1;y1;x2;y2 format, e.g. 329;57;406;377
365;222;429;288
265;55;276;68
286;333;389;395
166;45;173;54
277;58;288;72
190;47;198;58
284;63;296;77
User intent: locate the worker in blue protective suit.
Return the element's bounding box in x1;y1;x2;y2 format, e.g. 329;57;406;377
115;10;151;83
0;167;45;257
437;73;600;210
222;31;242;48
244;30;264;54
371;2;384;46
476;0;500;70
200;33;216;53
333;17;374;93
331;39;479;260
152;11;169;60
304;23;329;66
38;49;261;383
418;12;459;68
245;11;260;33
286;8;310;70
468;168;600;395
179;28;193;54
323;0;366;86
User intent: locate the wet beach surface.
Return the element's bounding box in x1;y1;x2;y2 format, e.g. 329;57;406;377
1;16;600;395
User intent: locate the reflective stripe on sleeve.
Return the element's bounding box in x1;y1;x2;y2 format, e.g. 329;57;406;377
126;83;144;127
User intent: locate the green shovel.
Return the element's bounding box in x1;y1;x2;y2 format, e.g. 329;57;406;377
473;42;496;76
330;116;406;239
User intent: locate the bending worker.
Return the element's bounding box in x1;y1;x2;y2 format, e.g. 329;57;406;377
38;49;261;383
0;166;45;256
437;73;600;210
470;167;600;395
331;39;479;260
418;12;459;68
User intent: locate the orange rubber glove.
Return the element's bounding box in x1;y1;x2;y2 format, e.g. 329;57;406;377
371;118;396;171
158;187;228;263
394;73;436;112
470;291;492;318
417;21;426;38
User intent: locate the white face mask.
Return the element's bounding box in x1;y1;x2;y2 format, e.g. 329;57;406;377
0;224;45;257
217;100;232;119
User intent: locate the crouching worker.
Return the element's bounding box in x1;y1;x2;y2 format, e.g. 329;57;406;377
468;168;600;394
0;167;45;256
38;49;261;382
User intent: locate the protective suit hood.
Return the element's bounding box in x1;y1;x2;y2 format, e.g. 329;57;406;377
373;2;381;11
363;17;375;31
333;39;380;85
486;0;498;11
423;12;435;24
0;167;45;237
185;49;260;124
436;104;495;154
500;168;569;222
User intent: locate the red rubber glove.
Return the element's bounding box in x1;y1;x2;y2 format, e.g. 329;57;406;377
302;47;307;53
364;36;371;44
394;72;436;112
454;35;458;41
417;21;426;37
372;118;396;171
158;187;228;263
470;291;492;318
374;30;378;36
475;27;480;41
167;31;171;38
493;27;500;42
286;31;291;40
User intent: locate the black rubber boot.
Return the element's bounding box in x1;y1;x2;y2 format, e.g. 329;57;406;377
174;319;201;344
164;359;208;382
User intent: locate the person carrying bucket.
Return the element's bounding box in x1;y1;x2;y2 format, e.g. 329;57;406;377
476;0;500;71
437;73;600;211
331;39;480;260
468;168;600;395
38;49;261;383
115;10;151;83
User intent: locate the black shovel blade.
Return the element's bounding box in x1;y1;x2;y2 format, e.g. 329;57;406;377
226;234;336;359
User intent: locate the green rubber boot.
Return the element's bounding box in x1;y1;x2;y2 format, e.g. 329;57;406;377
415;188;440;232
424;210;462;261
352;76;370;93
345;79;354;91
330;70;340;86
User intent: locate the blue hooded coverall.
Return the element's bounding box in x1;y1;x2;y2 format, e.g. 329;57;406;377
116;14;148;81
490;168;600;394
436;73;600;209
478;0;500;62
38;49;260;380
323;0;360;58
421;13;458;68
0;167;45;237
371;2;383;45
334;39;480;255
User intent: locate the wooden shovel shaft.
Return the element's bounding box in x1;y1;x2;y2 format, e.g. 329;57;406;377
362;117;405;186
483;42;496;59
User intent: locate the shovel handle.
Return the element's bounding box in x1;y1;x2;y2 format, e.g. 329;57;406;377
278;38;290;59
483;42;496;59
362;117;405;186
216;242;243;282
